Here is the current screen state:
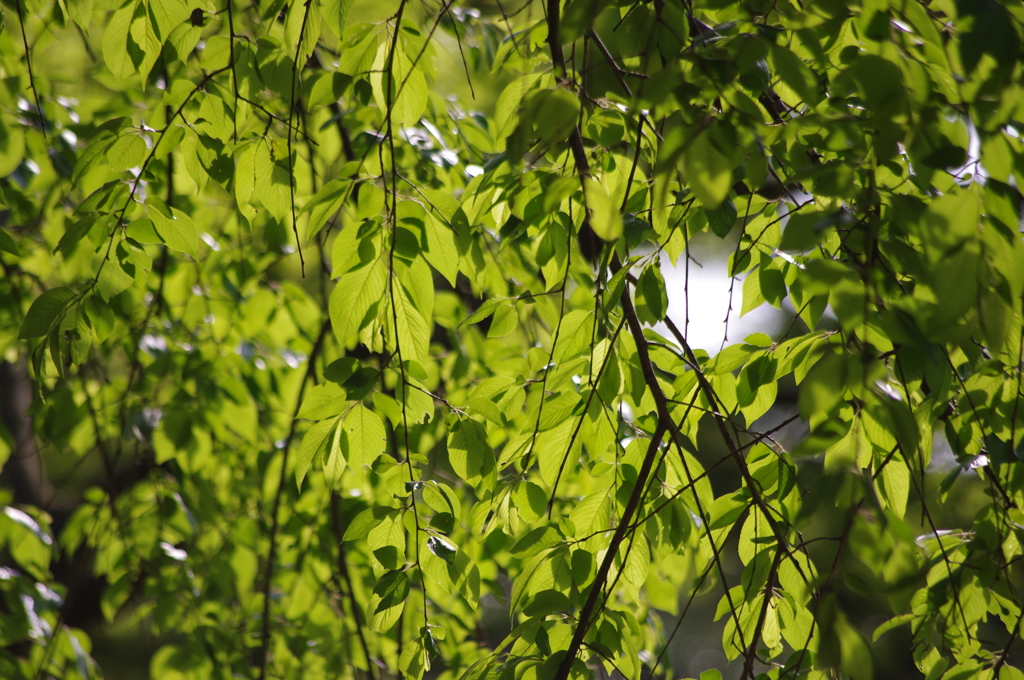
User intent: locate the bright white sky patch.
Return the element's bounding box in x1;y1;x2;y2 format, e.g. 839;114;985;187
656;246;789;354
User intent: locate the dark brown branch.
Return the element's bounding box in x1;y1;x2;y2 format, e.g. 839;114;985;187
662;315;795;554
545;0;600;265
285;0;314;276
551;424;666;680
14;0;46;138
226;0;239;141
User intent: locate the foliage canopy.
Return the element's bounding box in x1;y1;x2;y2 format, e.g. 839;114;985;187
2;0;1024;679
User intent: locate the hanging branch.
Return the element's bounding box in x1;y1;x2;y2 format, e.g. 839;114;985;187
285;0;314;276
545;0;600;265
14;0;45;137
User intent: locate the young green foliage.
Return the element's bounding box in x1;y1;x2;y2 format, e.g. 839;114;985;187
2;1;1024;680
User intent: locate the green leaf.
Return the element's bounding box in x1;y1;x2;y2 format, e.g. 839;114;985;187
148;0;190;38
324;423;347;486
494;75;538;138
779;210;846;252
524;89;581;145
399;637;427;680
824;417;869;473
536;417;578;487
421;213;459;286
512;482;547;522
344;404;387;476
388;280;431;361
357;185;385;220
370;570;409;631
984;180;1020;233
487;302;518;338
20;286;77;339
298;384;348;420
447;419;493;487
569;491;610;543
584;177;622;242
741;267;765;316
596;345;622;404
100;572;134;621
13;4;1024;679
770;44;820;106
304;179;350;243
83;294;115;342
253;142;290;220
167;21;202;62
321;0;353;38
97;255;137;301
706;200;737;239
981;133;1013;183
131;2;163;83
200;34;231;70
126;218;161;244
3;506;53;547
234;142;257;210
106;133;147;172
837;616;874;680
102;3;137;81
553;310;595;363
462;298;501;327
511;527;563;558
999;667;1024;680
370;45;428;127
150;205;199;258
286;0;321;66
427;535;457;563
332;221;379;279
684;130;732;210
67;0;94;29
0;228;19;256
878;455;909;519
797;351;846;419
330;254;387;348
344;506;396;541
296;417;338;489
622;533;649;596
635;263;668;325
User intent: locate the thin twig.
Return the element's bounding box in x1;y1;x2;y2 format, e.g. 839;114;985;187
14;0;46;138
285;0;314;275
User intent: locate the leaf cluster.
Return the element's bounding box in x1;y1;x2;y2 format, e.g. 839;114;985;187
1;1;1024;680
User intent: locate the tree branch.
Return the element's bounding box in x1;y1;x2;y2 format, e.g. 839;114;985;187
545;0;600;265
